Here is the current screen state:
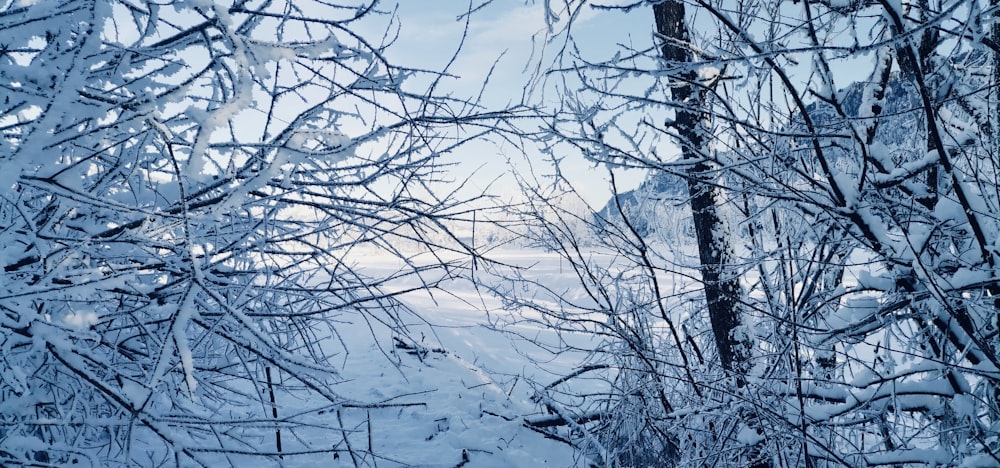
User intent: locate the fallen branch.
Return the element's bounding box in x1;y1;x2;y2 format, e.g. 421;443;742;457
524;412;604;429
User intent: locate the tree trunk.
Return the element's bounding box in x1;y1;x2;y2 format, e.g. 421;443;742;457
653;1;748;376
654;4;770;467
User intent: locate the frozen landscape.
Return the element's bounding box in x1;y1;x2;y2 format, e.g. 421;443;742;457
314;247;594;467
3;0;1000;466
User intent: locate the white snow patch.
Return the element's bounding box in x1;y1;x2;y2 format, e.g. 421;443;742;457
62;310;99;330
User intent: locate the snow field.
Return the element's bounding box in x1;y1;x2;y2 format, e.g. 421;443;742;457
284;247;596;467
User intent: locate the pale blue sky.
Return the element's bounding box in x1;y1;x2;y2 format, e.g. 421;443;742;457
363;1;654;207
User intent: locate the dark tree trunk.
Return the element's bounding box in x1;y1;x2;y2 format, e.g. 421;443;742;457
653;1;748;376
654;4;770;467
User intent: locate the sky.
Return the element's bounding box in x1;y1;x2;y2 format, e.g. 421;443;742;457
358;0;655;208
358;0;886;212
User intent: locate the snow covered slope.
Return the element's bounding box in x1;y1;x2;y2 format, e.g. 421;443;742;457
289;248;587;468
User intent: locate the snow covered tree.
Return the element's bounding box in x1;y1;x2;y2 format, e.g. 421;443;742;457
0;1;502;465
653;0;752;386
503;0;1000;465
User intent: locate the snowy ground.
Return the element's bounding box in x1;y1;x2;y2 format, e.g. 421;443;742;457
310;247;593;467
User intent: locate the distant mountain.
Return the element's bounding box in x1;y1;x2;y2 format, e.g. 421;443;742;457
599;73;924;236
596;170;689;238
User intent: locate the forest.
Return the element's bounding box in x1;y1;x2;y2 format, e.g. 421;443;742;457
1;0;999;466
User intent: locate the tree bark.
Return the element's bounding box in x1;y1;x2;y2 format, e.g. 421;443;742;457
653;1;748;376
653;5;771;467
